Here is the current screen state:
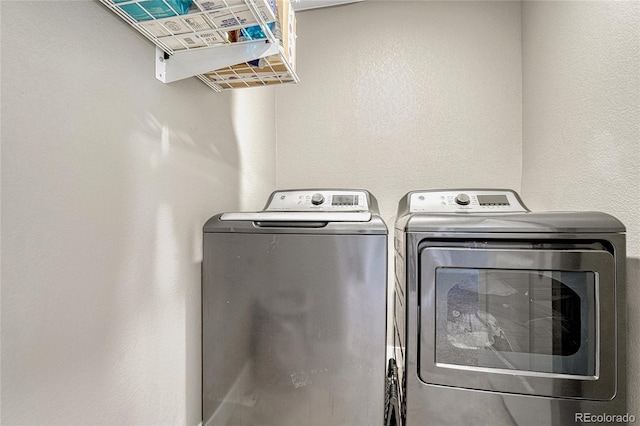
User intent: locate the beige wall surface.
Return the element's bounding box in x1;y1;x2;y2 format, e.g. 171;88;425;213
521;0;640;416
0;1;276;424
275;1;523;222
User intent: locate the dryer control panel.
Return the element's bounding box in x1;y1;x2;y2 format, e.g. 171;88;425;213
265;190;369;211
409;189;528;213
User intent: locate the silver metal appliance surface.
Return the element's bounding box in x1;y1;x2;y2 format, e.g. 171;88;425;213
391;189;627;426
203;189;387;426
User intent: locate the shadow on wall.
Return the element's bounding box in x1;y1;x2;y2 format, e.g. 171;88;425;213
230;88;277;211
0;1;244;424
137;85;276;424
120;99;241;425
627;257;640;418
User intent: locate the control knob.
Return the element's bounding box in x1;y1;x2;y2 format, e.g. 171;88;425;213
455;193;471;206
311;193;325;205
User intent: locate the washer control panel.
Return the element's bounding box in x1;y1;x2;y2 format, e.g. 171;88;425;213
409;190;528;213
266;190;369;211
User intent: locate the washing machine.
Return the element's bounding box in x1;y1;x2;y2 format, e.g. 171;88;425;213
389;189;627;426
203;189;387;426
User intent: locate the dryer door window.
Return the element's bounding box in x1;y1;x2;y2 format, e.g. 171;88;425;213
419;247;616;400
435;268;596;377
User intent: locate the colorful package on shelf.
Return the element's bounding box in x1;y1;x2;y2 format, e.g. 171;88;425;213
114;0;193;22
240;22;275;40
238;0;277;66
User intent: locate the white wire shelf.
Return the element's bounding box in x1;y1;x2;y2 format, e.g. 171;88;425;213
99;0;298;91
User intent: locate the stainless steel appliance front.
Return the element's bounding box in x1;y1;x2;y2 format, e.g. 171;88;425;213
391;189;627;426
203;189;387;426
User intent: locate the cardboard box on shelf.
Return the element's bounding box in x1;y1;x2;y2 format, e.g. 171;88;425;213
139;12;212;37
159;32;207;50
183;14;214;31
207;1;275;29
198;31;229;45
222;78;292;88
140;20;172;37
202;64;294;87
207;8;254;28
276;0;295;71
195;0;245;10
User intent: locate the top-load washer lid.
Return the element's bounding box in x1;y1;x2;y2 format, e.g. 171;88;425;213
205;189;387;234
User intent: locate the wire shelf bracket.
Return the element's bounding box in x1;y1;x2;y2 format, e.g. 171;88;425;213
155;41;279;83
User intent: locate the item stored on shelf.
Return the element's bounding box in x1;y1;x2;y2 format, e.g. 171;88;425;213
202;0;296;87
207;6;271;28
201;51;293;88
245;0;276;38
140;13;211;36
195;0;245;10
277;0;296;70
100;0;298;90
159;33;205;50
240;22;275;40
247;57;269;68
115;0;193;21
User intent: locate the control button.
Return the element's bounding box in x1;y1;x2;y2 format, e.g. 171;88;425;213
311;193;325;205
455;193;471;206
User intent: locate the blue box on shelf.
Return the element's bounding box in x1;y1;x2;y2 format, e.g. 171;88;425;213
114;0;193;22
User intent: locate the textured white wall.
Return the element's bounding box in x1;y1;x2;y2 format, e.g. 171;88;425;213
0;1;275;424
275;1;523;222
3;0;638;423
231;89;278;211
521;0;640;416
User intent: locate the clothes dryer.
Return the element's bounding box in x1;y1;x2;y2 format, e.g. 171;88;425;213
390;189;627;426
203;189;387;426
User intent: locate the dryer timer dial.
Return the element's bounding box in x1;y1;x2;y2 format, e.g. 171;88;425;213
455;193;471;205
